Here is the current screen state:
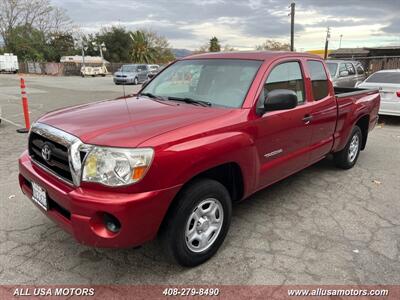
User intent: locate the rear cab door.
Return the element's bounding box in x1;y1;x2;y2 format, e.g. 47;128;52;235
346;63;357;87
304;59;337;164
252;57;315;189
355;63;366;85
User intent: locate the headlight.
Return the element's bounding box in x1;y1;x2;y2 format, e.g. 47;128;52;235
82;147;154;186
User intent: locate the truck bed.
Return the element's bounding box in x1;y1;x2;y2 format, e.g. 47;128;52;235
334;87;379;98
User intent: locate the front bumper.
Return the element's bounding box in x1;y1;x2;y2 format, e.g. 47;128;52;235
113;77;134;84
18;151;180;248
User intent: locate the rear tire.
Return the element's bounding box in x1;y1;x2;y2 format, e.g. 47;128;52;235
160;179;232;267
334;125;362;169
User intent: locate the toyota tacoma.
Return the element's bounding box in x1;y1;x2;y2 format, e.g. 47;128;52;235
19;52;380;267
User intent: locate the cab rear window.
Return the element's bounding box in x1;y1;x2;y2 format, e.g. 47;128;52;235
307;61;329;101
366;72;400;84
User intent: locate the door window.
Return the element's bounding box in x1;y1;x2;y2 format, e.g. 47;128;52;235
356;64;364;75
261;61;305;105
307;60;329;101
345;63;356;75
339;63;347;76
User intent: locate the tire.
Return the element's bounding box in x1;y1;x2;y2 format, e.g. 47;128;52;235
133;77;138;85
334;125;362;169
160;179;232;267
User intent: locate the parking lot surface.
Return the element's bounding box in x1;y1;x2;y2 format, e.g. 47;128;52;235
1;74;400;285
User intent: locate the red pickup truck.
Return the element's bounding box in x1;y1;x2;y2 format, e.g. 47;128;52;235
19;52;380;267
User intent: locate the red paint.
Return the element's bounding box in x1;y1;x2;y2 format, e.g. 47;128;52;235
18;52;380;248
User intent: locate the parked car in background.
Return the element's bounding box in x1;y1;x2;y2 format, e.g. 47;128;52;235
113;64;149;85
80;65;108;77
0;53;19;73
357;69;400;116
19;52;380;267
326;60;366;87
148;64;160;78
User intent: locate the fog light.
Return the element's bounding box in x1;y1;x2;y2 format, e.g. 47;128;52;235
103;213;121;233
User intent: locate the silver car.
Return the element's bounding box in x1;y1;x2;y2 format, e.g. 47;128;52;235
113;64;149;85
148;64;160;78
357;69;400;116
326;60;366;87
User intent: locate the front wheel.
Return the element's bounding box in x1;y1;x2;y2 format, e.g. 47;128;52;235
160;179;232;267
334;125;362;169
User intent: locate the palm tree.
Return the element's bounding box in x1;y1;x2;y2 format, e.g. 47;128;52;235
130;30;156;63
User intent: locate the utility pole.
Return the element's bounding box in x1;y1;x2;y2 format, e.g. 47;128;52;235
290;1;295;51
339;34;343;49
324;27;331;60
81;42;88;68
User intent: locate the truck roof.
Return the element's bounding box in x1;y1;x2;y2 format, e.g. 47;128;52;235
183;51;321;61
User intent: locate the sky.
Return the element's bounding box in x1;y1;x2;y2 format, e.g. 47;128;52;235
51;0;400;51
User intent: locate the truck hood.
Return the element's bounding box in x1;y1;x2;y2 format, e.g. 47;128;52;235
38;96;231;148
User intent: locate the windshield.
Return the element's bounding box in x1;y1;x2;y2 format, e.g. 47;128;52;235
141;59;262;108
366;72;400;84
121;65;136;72
326;63;338;77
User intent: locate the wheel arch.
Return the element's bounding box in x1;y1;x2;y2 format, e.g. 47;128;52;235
157;162;245;236
355;114;369;150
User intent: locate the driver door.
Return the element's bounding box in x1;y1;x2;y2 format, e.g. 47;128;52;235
254;60;314;189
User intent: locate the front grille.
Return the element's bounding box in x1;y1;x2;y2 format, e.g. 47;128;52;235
29;131;73;182
116;75;127;78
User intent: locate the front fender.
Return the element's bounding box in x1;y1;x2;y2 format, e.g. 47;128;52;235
158;131;257;197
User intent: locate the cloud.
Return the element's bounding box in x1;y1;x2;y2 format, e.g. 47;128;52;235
50;0;400;50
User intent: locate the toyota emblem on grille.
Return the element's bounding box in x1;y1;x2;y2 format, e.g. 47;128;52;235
41;144;52;162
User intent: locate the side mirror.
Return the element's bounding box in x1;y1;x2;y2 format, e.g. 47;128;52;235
340;70;349;77
263;89;298;112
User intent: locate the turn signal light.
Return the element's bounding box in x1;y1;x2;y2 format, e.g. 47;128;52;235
132;166;147;181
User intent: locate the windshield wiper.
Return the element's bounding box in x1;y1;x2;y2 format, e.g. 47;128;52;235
167;96;212;107
139;92;163;99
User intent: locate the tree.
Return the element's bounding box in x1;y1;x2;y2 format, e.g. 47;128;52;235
143;30;175;63
46;32;75;62
95;26;132;62
193;43;209;54
130;30;156;63
6;24;48;61
223;44;236;52
0;0;72;48
209;37;221;52
255;39;290;51
130;29;175;64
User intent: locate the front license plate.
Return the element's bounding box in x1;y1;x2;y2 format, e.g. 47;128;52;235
32;182;48;211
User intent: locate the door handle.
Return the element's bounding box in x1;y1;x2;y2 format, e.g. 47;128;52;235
302;115;313;124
